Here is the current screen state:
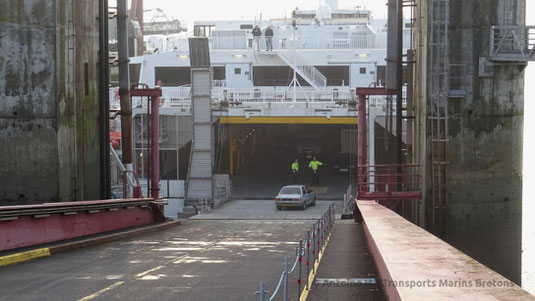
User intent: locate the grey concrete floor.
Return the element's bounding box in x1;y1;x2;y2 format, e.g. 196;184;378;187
231;173;353;200
307;220;386;301
0;200;381;301
191;199;342;220
0;200;334;301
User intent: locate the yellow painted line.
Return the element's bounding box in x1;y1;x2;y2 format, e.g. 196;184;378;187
0;248;51;267
310;187;328;194
300;227;334;301
220;116;358;124
135;265;164;277
78;281;124;301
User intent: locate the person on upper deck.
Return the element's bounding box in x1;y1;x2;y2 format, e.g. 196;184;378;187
264;26;274;51
252;25;262;51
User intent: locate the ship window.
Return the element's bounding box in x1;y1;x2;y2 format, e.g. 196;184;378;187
194;25;214;37
315;66;349;86
129;63;141;83
360;67;366;74
253;66;310;86
295;14;315;19
240;24;253;30
377;65;386;85
155;67;191;86
234;68;241;75
213;66;226;80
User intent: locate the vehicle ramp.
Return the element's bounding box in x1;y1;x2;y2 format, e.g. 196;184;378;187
305;219;385;300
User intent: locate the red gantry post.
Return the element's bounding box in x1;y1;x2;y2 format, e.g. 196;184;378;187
151;86;160;199
357;92;368;195
356;88;397;198
130;83;162;199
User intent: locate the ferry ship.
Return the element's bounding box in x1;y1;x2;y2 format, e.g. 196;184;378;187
109;3;411;207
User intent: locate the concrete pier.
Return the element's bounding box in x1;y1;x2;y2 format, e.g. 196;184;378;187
357;200;534;300
0;0;106;205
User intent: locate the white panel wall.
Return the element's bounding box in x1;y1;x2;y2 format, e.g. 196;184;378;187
225;63;252;88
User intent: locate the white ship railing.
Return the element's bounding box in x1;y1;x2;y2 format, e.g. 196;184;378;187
110;86;406;110
217;87;352;103
277;50;327;89
121;86;355;109
152;33;378;53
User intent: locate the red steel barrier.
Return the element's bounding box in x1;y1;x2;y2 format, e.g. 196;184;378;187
0;198;165;252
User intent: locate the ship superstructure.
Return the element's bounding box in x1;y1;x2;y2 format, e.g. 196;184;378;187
109;5;412;204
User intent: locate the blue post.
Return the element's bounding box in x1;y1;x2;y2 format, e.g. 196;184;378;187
312;223;316;273
298;239;303;297
306;230;310;289
256;282;267;301
283;256;289;301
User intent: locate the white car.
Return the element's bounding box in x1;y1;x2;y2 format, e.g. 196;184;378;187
275;185;316;210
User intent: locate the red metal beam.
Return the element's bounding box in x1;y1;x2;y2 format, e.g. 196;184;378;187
0;199;165;252
130;84;162;97
356;87;396;96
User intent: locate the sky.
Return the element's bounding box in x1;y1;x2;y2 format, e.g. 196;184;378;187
129;0;390;30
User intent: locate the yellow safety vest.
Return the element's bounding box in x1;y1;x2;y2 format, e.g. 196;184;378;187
309;160;323;171
292;162;299;172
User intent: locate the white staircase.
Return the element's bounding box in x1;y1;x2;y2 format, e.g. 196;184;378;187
277;50;327;90
185;38;213;204
185;70;213;203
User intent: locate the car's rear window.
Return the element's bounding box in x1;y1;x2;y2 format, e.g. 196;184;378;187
279;187;301;195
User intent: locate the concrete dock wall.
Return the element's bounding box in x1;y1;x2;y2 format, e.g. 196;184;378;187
358;200;534;300
0;0;103;204
411;0;524;284
445;0;524;284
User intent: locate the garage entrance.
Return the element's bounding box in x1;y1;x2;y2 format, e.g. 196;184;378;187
214;117;358;199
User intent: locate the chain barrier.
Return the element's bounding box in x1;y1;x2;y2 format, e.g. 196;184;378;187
255;203;336;301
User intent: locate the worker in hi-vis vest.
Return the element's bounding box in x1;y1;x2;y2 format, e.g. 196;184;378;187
291;158;299;184
308;157;324;186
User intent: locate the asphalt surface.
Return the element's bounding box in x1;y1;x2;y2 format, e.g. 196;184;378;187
0;201;332;301
0;200;382;301
191;199;341;220
231;173;352;200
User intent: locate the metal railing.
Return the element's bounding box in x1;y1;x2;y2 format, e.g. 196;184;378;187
126;86;355;109
148;32;378;53
255;204;335;301
219;87;350;103
277;50;327;89
122;170;143;198
357;164;422;201
490;25;535;61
